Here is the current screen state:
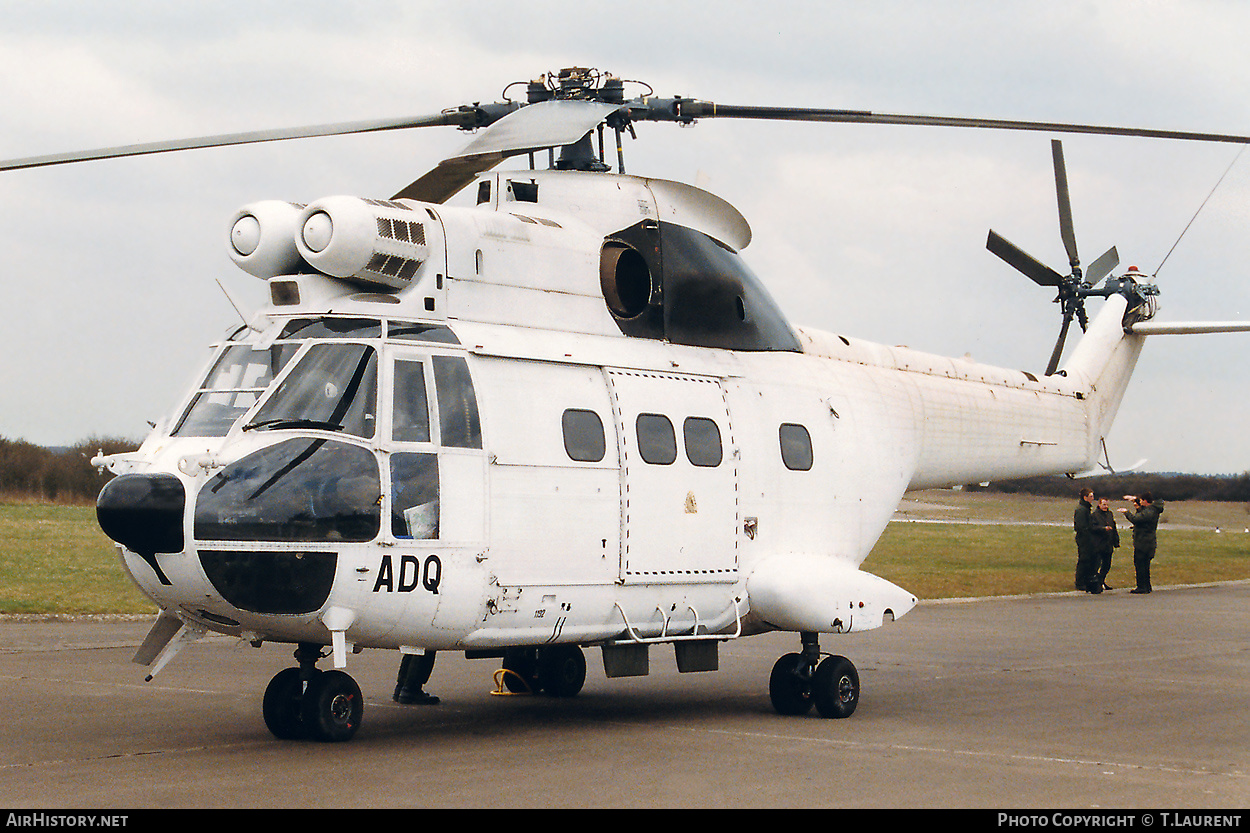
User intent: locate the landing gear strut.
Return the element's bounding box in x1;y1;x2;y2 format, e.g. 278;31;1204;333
768;632;859;718
262;643;363;742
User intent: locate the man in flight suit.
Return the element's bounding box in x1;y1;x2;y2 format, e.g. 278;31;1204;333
1073;487;1099;592
1121;492;1165;594
1090;496;1120;592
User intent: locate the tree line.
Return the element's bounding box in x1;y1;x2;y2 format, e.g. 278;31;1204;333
971;471;1250;503
0;436;140;504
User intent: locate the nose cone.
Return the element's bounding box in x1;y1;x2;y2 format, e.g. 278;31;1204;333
97;473;186;556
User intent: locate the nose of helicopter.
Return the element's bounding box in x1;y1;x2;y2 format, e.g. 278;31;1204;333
96;473;186;557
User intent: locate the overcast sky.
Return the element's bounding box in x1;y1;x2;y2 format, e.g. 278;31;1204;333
2;0;1248;475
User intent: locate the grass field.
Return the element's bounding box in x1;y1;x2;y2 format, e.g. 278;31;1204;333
0;501;155;615
869;490;1250;597
0;491;1247;614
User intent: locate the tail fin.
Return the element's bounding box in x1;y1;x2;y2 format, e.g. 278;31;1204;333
1060;293;1145;467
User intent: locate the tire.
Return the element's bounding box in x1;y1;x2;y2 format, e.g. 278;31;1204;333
536;645;586;698
301;669;364;743
768;652;814;715
502;648;540;694
812;655;859;719
262;667;308;740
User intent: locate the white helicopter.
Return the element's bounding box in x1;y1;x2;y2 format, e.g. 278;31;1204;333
7;68;1250;742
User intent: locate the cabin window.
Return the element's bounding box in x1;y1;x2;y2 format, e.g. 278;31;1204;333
683;417;723;467
391;452;439;539
194;438;381;542
562;409;606;462
392;360;431;443
432;355;482;449
173;343;298;437
779;423;813;471
636;413;677;465
246;343;378;438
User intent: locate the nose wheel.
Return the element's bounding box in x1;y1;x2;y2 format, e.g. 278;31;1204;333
262;644;363;742
768;632;859;719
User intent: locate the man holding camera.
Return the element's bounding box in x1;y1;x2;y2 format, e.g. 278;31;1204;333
1120;492;1165;594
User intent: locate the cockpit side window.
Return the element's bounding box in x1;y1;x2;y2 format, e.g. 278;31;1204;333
392;360;431;443
391;452;439;539
173;344;298;437
246;343;378;438
432;355;481;449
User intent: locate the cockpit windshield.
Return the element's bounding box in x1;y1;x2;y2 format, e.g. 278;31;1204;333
171;318;458;438
244;343;378;438
173;344;299;437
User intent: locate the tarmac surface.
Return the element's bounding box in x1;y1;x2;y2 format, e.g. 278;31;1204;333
2;582;1248;809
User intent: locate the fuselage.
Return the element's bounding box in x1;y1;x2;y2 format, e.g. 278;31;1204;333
97;169;1146;664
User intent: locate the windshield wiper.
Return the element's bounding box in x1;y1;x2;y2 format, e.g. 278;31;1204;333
242;418;345;433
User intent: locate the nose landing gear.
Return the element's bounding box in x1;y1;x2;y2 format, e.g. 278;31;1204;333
262;643;363;742
768;632;859;719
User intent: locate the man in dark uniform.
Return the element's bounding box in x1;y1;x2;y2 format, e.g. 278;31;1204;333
393;650;440;704
1121;492;1165;594
1090;496;1120;592
1073;487;1098;591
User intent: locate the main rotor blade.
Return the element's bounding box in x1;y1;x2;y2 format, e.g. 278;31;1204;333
1052;140;1079;272
0;111;486;173
392;99;622;202
664;102;1250;146
1086;245;1120;286
986;230;1065;287
452;99;622;161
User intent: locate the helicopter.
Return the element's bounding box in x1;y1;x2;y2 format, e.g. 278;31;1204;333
6;67;1250;742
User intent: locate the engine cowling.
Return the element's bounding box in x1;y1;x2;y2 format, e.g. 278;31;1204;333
295;196;432;290
228;200;308;279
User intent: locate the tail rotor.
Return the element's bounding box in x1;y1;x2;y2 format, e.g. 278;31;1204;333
987;139;1119;375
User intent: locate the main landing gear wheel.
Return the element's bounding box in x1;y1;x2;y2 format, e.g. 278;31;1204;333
262;667;308;739
501;648;540;693
536;645;586;698
768;652;814;715
769;633;860;719
302;669;364;743
812;655;859;719
500;645;587;697
262;643;364;742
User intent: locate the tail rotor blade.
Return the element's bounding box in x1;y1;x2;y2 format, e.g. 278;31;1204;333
987;230;1065;287
1046;311;1075;376
1051;139;1080;273
1086;245;1120;286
